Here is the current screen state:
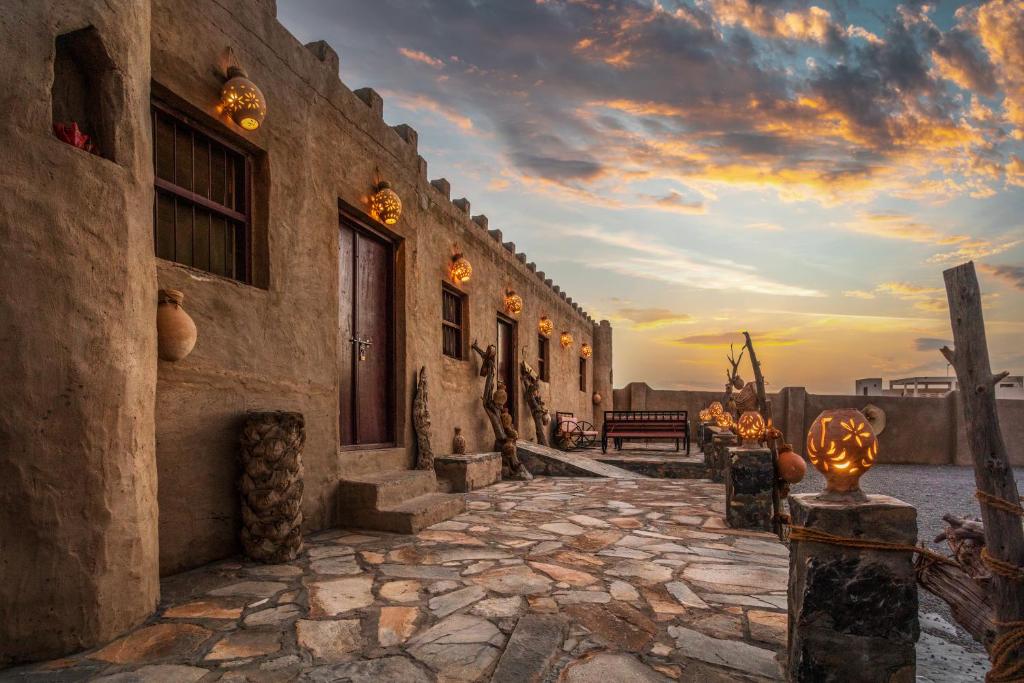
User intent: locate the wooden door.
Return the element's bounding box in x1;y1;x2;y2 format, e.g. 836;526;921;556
339;216;394;447
496;315;517;426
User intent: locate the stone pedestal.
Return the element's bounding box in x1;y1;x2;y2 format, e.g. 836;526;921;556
435;452;501;492
709;431;738;482
725;446;773;530
787;494;918;683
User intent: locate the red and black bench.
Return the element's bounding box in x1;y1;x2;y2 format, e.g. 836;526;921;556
601;410;690;455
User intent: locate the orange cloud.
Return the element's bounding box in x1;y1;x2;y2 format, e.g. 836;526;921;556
398;47;444;68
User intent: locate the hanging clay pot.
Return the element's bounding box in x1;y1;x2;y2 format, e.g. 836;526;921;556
157;289;197;361
492;381;508;408
592;392;602;405
452;427;467;455
776;443;807;484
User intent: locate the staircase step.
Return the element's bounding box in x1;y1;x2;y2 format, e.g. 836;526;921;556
341;493;466;534
338;469;438;511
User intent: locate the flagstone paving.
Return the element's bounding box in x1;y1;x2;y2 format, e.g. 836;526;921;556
8;477;797;682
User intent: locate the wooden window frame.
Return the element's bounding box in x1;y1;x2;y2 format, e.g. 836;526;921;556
537;335;550;382
579;356;587;392
441;283;467;360
152;99;253;283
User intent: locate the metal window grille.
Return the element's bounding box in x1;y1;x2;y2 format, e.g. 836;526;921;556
442;285;465;359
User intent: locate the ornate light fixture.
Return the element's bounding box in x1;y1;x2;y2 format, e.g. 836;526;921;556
370;182;402;225
538;316;553;337
560;331;573;349
714;412;734;429
581;343;592;359
698;408;712;423
220;65;266;131
504;289;523;316
806;408;878;500
709;401;725;419
449;251;472;283
736;410;766;446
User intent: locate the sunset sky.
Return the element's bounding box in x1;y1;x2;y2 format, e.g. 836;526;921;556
279;0;1024;394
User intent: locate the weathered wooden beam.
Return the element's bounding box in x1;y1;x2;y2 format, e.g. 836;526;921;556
940;261;1024;671
743;331;783;536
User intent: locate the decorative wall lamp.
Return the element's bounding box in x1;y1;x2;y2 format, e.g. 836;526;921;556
370;182;402;225
504;289;523;316
806;408;878;501
736;410;766;446
560;331;574;349
449;249;472;284
581;343;593;359
538;316;553;337
220;56;266;131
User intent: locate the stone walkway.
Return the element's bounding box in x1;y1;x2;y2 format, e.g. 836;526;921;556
6;478;790;682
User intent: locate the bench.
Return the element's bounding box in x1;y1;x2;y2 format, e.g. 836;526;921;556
601;410;690;455
554;411;598;450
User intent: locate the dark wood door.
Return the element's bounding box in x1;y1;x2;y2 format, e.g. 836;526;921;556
496;315;517;425
339;217;394;447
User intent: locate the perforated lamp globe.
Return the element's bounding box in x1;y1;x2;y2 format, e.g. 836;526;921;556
504;290;523;316
698;408;712;423
709;401;725;419
450;253;472;283
581;343;592;359
560;331;573;349
736;411;766;446
220;66;266;131
371;182;402;225
538;316;553;337
714;412;734;429
806;408;878;500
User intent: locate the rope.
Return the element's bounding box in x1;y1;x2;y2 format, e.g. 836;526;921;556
787;525;959;567
982;548;1024;582
987;621;1024;683
976;490;1024;517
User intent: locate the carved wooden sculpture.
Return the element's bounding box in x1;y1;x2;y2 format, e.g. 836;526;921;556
413;366;433;470
238;411;305;563
520;358;550;446
743;331;784;535
472;340;531;480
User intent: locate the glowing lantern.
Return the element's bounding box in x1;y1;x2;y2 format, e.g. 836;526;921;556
698;408;712;423
806;408;878;498
504;289;523;316
714;412;734;429
539;316;553;337
736;411;766;446
220;66;266;131
449;252;472;283
581;343;592;359
560;331;573;349
370;182;402;225
709;402;725;419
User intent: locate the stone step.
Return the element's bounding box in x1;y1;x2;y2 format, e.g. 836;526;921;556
337;446;409;478
516;441;646;479
341;493;466;534
338;469;438;511
491;614;567;682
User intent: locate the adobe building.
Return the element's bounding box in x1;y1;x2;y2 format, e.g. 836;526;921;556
0;0;612;663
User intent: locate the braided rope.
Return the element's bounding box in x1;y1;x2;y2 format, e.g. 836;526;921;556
981;548;1024;582
987;621;1024;683
976;490;1024;517
788;525;959;567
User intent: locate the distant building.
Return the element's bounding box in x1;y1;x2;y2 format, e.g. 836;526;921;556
855;376;1024;399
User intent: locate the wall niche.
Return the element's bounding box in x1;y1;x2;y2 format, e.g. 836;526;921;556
52;26;121;162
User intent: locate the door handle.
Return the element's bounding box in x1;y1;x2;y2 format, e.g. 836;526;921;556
350;337;373;361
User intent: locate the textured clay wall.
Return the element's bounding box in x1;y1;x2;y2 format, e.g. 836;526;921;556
0;0;159;663
150;0;599;574
618;383;1024;467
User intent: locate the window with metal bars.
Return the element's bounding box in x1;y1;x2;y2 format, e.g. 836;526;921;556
579;356;587;392
537;335;550;381
442;284;466;360
152;102;251;282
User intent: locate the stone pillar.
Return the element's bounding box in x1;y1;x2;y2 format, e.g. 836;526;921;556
0;1;158;664
725;446;774;530
708;430;737;482
787;494;918;682
591;320;613;430
777;387;807;449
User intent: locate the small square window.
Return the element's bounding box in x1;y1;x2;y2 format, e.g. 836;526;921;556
537;335;550;382
442;284;467;360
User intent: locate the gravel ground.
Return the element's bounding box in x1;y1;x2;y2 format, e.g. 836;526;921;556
789;463;1024;656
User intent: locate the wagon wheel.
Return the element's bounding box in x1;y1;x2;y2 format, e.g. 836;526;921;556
572;421;597;449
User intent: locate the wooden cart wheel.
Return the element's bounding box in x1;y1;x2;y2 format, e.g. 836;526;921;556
574;421;597;449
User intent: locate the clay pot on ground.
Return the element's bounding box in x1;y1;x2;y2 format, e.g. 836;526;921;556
157;289;197;361
776;444;807;484
452;427;466;455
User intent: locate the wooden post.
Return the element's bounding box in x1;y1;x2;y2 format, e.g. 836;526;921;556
743;331;783;536
940;261;1024;674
